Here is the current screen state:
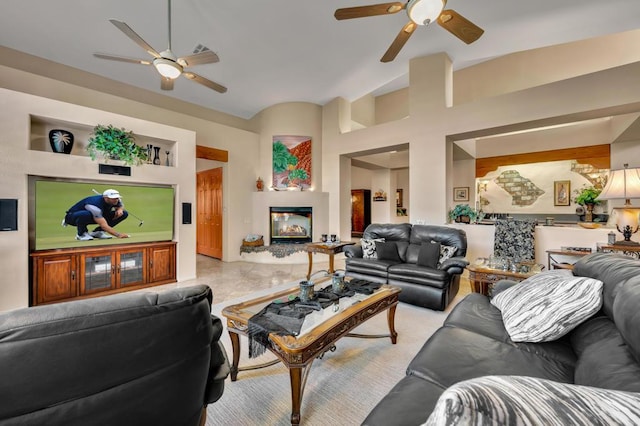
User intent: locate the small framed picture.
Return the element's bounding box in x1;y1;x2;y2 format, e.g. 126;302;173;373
453;187;469;202
554;180;571;206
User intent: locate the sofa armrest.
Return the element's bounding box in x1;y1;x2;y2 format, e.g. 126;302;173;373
438;257;469;273
344;244;363;258
204;316;230;403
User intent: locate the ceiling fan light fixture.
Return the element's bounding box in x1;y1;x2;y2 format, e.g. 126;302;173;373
407;0;446;26
153;57;182;79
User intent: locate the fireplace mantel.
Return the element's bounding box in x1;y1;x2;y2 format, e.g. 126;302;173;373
252;191;329;245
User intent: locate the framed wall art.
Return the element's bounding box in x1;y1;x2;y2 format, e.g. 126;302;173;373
453;187;469;202
272;135;312;190
554;180;571;206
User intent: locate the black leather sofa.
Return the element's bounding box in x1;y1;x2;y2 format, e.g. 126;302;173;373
0;285;229;426
344;223;468;311
362;252;640;425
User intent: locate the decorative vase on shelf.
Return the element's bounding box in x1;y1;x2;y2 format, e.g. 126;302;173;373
256;177;264;192
585;203;595;222
48;129;74;154
165;151;170;167
146;144;153;164
153;146;161;165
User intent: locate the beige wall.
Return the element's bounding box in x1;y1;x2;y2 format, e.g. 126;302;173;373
322;54;640;236
2;29;640;313
0;88;197;312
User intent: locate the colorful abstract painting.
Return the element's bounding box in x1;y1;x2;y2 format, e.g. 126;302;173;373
272;135;312;189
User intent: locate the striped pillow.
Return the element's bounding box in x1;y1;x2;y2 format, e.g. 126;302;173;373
424;376;640;426
491;270;603;342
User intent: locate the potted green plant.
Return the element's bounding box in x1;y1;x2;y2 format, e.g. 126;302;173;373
573;185;602;206
448;204;478;223
87;124;148;166
573;185;602;222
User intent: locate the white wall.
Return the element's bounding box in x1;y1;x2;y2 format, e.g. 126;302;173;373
351;166;373;189
0;88;197;312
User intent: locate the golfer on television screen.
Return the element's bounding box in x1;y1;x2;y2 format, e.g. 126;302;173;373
62;189;130;241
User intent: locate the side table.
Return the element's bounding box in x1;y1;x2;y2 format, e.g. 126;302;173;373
546;249;591;270
597;244;640;260
306;241;355;279
467;264;537;296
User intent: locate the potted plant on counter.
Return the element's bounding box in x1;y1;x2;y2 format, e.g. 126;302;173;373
573;185;602;222
448;204;478;224
87;124;148;166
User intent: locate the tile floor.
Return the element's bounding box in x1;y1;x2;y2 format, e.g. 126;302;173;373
164;254;470;305
168;255;345;304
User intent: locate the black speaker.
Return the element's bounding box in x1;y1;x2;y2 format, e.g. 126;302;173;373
182;202;192;224
0;199;18;231
99;164;131;176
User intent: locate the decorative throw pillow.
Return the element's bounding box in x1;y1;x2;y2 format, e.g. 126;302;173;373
436;242;457;265
417;241;441;268
375;241;401;262
424;375;640;426
491;270;603;342
361;238;385;259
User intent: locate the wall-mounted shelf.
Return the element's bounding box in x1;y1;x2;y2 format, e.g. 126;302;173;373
29;115;177;167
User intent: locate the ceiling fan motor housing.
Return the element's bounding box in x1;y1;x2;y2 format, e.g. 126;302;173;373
407;0;446;25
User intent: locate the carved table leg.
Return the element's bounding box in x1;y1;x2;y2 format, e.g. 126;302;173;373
306;251;313;280
289;366;303;425
228;330;241;381
387;304;398;344
328;252;335;274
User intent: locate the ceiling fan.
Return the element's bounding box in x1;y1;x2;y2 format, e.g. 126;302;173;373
334;0;484;63
93;0;226;93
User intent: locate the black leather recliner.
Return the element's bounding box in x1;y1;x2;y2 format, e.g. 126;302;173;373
344;223;468;310
0;285;229;426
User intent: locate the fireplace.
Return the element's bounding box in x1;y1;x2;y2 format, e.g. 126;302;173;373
270;207;312;244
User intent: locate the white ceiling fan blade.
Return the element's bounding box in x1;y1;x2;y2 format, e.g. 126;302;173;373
109;19;161;58
183;72;227;93
161;77;174;91
178;50;220;67
93;53;152;65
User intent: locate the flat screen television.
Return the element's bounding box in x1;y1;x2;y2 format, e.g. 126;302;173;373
31;178;174;251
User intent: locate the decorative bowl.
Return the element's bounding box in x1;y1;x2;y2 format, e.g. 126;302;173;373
578;222;601;229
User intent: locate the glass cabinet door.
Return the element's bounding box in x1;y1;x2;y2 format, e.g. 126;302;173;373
118;250;145;287
83;254;114;293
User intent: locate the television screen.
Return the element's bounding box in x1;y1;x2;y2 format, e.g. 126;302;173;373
32;179;174;251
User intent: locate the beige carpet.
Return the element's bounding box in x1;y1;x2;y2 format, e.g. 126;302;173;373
206;283;468;426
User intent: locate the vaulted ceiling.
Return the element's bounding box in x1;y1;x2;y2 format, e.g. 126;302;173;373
2;0;640;119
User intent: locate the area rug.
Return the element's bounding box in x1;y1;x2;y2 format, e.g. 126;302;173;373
206;282;467;426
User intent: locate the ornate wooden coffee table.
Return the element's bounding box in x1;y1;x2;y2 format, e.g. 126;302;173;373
222;281;400;425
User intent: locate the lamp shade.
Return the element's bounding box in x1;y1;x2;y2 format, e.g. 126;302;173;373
407;0;446;25
597;166;640;204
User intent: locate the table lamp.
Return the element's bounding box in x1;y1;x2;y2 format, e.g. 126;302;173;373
597;164;640;245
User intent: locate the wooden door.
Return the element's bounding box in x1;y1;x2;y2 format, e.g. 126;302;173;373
197;168;223;259
351;189;371;237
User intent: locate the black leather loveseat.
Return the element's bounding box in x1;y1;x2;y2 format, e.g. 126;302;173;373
363;252;640;425
344;223;468;311
0;285;229;426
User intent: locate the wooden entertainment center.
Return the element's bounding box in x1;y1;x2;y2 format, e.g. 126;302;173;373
30;241;176;306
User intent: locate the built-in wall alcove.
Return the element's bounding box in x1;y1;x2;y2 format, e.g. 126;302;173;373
450;111;640;223
345;143;410;236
